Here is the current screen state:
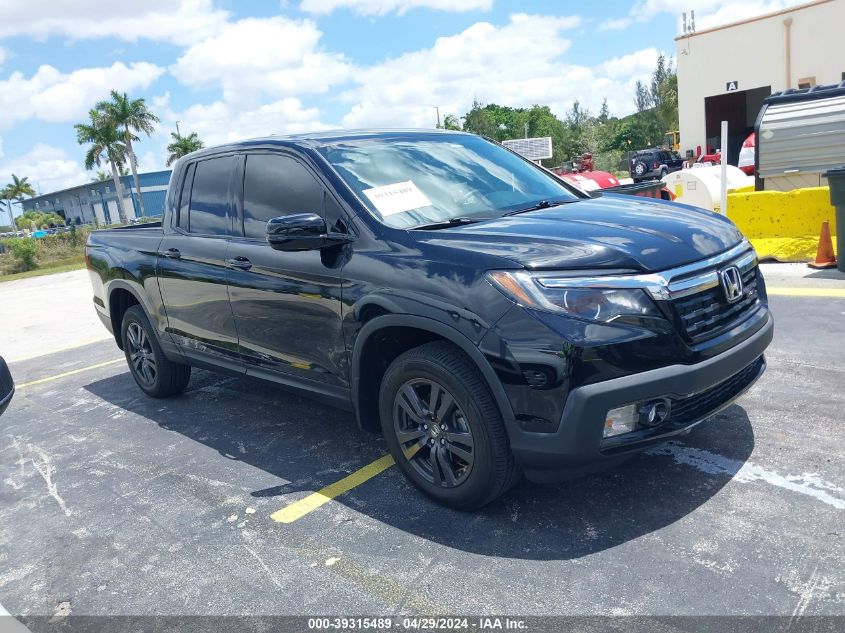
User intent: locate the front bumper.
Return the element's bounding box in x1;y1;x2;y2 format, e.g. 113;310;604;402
0;356;14;417
511;311;773;482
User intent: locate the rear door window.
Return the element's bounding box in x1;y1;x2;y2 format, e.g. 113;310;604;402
187;156;236;236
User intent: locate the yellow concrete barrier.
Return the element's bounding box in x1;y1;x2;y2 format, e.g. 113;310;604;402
727;187;838;262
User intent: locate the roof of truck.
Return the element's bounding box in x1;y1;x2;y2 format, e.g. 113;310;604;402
174;129;477;165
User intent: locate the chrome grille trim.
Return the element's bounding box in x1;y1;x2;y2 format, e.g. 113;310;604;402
535;240;756;301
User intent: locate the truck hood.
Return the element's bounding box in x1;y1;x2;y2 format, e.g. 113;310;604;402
413;194;744;272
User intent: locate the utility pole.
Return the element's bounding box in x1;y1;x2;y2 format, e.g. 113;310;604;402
524;122;529;139
175;120;181;137
434;107;440;128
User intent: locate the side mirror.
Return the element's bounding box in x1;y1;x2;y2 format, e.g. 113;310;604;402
266;213;351;251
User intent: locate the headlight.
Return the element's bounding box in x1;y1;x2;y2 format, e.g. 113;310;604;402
486;270;662;323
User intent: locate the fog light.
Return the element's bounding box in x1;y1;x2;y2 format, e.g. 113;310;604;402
604;404;637;438
638;399;671;427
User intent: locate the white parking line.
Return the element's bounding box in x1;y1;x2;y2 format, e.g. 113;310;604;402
0;602;30;633
647;442;845;509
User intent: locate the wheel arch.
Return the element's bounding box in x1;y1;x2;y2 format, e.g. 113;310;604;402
351;314;515;434
106;282;145;350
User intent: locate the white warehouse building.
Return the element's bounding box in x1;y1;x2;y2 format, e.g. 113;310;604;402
675;0;845;166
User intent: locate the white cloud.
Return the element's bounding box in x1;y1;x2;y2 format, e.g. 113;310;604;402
340;13;651;129
0;0;229;46
602;0;809;32
170;17;354;103
300;0;491;16
0;62;165;129
172;98;330;146
600;48;660;80
0;144;88;194
599;17;633;31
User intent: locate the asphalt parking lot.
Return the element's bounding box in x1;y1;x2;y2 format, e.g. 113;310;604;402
1;269;844;626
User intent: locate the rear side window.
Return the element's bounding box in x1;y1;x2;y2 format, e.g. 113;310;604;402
177;163;194;231
188;156;235;235
242;153;323;239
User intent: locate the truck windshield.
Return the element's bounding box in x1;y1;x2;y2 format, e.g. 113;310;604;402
317;134;579;229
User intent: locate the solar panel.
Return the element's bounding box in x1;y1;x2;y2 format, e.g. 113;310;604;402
502;137;553;160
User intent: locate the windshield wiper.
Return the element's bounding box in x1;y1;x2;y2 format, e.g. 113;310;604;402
503;199;570;216
411;217;483;230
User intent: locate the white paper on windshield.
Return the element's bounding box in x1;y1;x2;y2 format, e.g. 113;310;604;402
362;180;432;216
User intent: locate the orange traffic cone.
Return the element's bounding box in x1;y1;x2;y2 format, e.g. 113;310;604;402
808;221;837;269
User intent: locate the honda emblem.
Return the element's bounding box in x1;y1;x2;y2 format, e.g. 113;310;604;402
720;266;744;303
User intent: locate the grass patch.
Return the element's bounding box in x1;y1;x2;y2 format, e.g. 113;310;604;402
1;228;90;280
0;257;86;282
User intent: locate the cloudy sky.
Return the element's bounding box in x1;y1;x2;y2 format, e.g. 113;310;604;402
0;0;806;203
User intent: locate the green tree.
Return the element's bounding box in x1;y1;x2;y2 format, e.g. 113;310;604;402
462;101;574;166
7;237;39;271
95;91;160;217
1;186;16;231
598;99;610;125
91;167;127;182
75;109;129;222
14;210;62;230
166;131;204;166
2;174;36;230
441;114;462;130
461;99;500;139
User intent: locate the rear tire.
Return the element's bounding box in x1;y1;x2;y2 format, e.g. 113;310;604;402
379;341;520;510
121;305;191;398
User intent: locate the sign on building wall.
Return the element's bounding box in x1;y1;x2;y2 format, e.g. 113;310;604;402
726;81;739;92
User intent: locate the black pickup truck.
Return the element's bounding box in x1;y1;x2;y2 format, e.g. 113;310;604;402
86;130;773;509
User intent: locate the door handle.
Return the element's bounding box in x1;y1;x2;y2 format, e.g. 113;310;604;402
160;248;181;259
226;257;253;270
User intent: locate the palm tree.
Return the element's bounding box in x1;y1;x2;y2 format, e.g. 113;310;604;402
166;131;204;166
75;110;129;222
1;186;15;230
3;174;36;229
95;91;160;217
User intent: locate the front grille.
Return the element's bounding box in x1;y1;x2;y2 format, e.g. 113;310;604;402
672;264;759;341
668;356;764;426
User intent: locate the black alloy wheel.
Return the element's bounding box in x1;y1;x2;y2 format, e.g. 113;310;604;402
393;378;475;488
378;341;520;510
126;321;157;388
120;305;191;398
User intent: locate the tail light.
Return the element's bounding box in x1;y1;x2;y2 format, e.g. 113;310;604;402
653;161;659;169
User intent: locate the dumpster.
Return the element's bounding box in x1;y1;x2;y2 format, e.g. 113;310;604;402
822;165;845;272
602;180;668;200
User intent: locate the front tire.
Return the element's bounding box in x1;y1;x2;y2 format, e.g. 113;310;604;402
121;305;191;398
379;341;520;510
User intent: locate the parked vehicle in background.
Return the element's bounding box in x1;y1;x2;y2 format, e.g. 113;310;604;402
738;132;756;176
0;356;14;417
86;129;772;510
696;133;754;175
663;130;680;151
698;150;721;166
630;148;685;182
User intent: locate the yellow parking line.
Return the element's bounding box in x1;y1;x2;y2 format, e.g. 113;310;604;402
767;287;845;298
272;444;422;524
16;358;125;389
272;454;396;523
